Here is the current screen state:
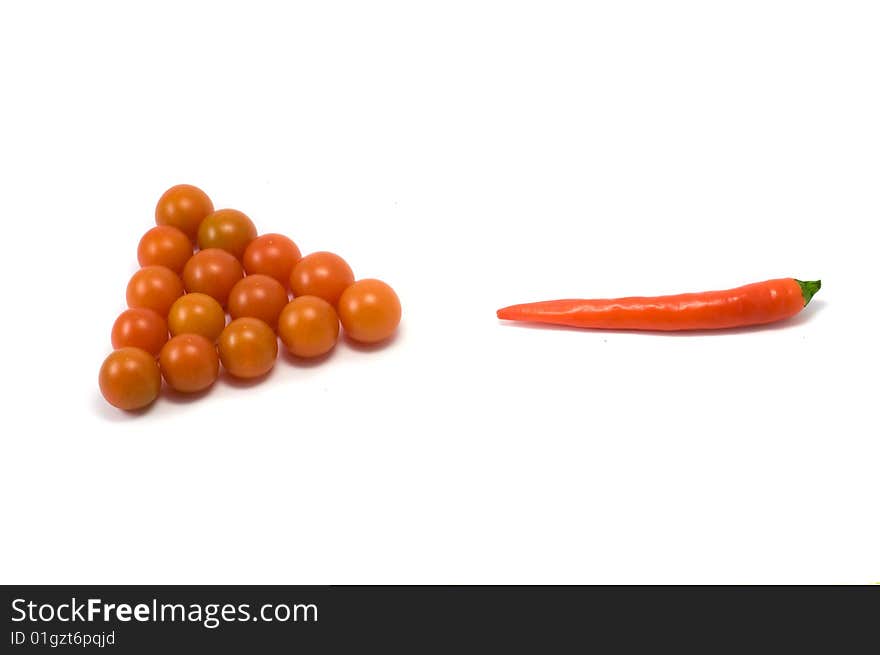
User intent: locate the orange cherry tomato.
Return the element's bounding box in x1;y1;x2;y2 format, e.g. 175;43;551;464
218;317;278;379
277;296;340;358
99;347;161;410
155;184;214;241
182;248;244;307
137;225;193;273
243;234;302;287
197;209;257;260
111;308;169;356
228;274;289;328
159;334;220;393
290;251;354;305
126;265;185;316
338;279;402;343
167;293;227;342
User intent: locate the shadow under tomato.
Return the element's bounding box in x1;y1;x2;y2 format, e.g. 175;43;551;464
93;393;158;421
219;366;277;388
280;347;338;368
496;299;826;337
342;327;402;353
162;382;218;405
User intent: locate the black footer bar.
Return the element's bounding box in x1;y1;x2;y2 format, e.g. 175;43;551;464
2;585;877;652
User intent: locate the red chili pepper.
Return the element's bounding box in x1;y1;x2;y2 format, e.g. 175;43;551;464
496;278;821;331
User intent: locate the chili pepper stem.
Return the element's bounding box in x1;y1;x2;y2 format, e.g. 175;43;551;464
795;279;821;306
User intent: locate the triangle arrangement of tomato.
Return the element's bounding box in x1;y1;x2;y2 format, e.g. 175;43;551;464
99;184;401;411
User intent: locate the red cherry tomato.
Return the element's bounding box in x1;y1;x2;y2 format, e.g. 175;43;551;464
338;279;401;343
218;318;278;379
99;347;161;410
290;251;354;305
126;265;185;316
167;293;227;342
277;296;340;358
228;274;289;328
111;308;169;356
197;209;257;260
243;234;302;287
182;248;244;307
137;225;193;273
155;184;214;241
159;334;220;393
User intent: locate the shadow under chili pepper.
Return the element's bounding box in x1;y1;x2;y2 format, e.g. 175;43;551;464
496;299;826;336
661;299;827;336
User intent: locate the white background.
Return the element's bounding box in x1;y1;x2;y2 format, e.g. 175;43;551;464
1;1;877;584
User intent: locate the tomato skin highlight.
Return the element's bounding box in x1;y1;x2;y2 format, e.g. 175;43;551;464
290;252;354;306
496;278;819;331
277;296;340;358
111;308;169;356
338;279;401;343
137;225;193;273
167;293;227;342
218;317;278;379
197;209;257;260
155;184;214;241
99;347;161;410
182;248;244;308
243;233;302;287
159;334;220;393
126;265;185;317
228;274;289;328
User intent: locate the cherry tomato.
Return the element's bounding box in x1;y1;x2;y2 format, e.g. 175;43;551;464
126;265;185;316
277;296;340;358
243;233;302;287
218;317;278;379
137;225;193;273
182;248;244;307
99;347;161;410
197;209;257;260
159;334;220;393
111;308;169;356
290;251;354;305
228;274;289;328
167;293;226;342
155;184;214;241
338;279;401;343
